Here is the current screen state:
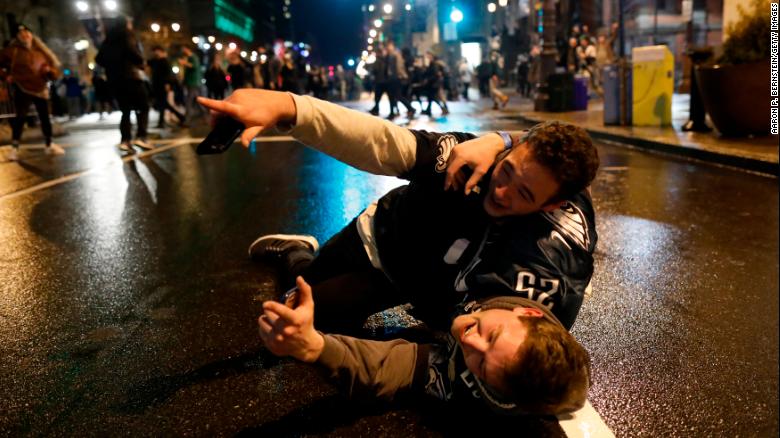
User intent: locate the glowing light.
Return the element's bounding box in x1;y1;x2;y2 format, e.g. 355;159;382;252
151;23;161;32
367;37;374;44
228;42;237;50
369;29;377;38
240;50;247;57
208;35;216;43
88;62;95;70
171;23;181;32
487;2;496;13
172;66;180;74
192;36;200;44
383;3;392;14
405;3;411;11
75;1;88;12
347;58;355;67
74;39;90;50
215;42;223;50
450;8;463;23
373;19;383;28
203;43;211;49
260;54;267;62
368;4;375;12
301;49;310;57
103;0;117;11
498;0;508;6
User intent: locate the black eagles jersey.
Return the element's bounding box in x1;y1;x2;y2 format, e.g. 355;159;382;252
372;130;597;331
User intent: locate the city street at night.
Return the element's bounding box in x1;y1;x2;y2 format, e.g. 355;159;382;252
2;0;779;436
1;97;777;436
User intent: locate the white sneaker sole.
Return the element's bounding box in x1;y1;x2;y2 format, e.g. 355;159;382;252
247;234;320;258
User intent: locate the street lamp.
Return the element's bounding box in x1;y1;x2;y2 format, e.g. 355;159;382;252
207;35;215;43
75;1;89;12
192;36;200;44
103;0;117;10
383;3;392;14
450;8;463;23
373;19;383;28
215;42;223;50
368;4;375;12
487;3;496;13
150;23;160;32
171;22;180;32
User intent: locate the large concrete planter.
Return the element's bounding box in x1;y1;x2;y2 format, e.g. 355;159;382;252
695;61;771;137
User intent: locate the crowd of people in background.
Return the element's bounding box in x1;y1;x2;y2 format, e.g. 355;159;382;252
2;14;623;161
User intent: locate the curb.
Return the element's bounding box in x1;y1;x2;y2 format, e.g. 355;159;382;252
512;113;778;177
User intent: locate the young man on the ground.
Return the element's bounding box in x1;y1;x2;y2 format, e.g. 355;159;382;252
198;88;599;415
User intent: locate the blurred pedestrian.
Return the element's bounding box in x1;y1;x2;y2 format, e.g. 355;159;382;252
0;23;65;160
515;54;530;97
421;52;449;116
457;57;472;101
368;45;388;116
96;15;153;151
205;55;228;100
63;69;84;120
179;45;203;124
226;51;250;90
385;41;414;119
334;64;346;101
148;46;185;128
489;73;509;110
476;58;492;97
91;67;113;119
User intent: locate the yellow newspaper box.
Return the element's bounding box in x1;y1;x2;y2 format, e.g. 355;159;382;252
632;46;674;126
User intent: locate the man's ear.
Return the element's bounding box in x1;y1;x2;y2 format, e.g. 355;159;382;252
541;200;566;212
513;307;544;318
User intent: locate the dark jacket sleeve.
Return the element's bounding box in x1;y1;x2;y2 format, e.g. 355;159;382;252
399;130;478;182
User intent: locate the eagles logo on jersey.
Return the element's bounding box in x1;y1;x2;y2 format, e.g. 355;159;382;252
542;202;590;250
434;135;458;173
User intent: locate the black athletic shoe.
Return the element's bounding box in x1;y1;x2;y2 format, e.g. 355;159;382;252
248;234;319;260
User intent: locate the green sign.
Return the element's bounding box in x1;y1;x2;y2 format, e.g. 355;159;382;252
214;0;254;42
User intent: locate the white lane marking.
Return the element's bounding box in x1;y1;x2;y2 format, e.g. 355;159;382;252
557;400;614;438
0;138;195;202
0;135;298;202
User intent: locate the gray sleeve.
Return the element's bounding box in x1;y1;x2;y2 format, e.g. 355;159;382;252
315;333;421;401
284;94;418;176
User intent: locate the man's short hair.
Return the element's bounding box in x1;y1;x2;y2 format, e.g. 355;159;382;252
519;121;599;202
502;316;591;415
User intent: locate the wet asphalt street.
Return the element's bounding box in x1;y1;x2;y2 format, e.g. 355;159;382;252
1;98;777;437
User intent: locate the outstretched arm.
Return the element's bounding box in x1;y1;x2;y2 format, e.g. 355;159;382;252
258;277;423;400
198;90;417;176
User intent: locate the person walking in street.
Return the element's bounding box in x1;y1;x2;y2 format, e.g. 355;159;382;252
204;55;228;100
489;73;509;110
421;52;449;116
385;41;415;120
515;54;530;98
457;57;472;101
0;23;65;160
368;45;389;116
179;45;204;124
91;67;113;120
226;51;250;91
148;46;185;129
95;15;153;152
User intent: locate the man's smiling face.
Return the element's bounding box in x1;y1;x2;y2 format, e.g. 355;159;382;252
450;307;544;395
483;143;562;218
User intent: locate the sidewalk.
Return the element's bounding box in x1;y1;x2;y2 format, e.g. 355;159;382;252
505;92;779;176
